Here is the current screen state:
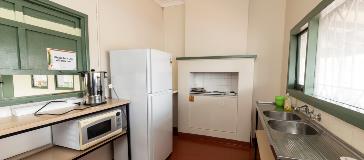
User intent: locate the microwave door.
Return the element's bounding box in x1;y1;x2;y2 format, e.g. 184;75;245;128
81;116;117;145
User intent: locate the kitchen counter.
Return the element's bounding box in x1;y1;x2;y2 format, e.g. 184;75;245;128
0;99;129;139
256;102;364;160
1;99;130;160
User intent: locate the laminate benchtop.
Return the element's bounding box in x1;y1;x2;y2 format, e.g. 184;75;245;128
0;99;129;139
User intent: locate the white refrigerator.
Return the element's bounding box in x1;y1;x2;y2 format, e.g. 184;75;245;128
110;49;173;160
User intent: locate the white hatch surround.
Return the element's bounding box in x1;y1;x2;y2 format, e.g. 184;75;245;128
178;58;255;142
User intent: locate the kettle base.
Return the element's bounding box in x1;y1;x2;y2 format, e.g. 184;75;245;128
84;95;107;106
84;101;107;107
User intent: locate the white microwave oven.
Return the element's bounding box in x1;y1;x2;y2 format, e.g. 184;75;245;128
52;108;124;150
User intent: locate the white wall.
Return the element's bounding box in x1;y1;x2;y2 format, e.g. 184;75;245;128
164;5;185;90
247;0;286;102
163;5;185;127
184;0;250;56
98;0;164;71
246;0;286;140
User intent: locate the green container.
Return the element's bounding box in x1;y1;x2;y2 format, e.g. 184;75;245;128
275;96;285;109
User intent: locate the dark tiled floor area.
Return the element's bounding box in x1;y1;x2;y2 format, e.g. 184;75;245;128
168;133;253;160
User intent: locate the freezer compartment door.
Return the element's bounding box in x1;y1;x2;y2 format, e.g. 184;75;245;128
148;49;172;93
110;50;149;97
148;92;173;160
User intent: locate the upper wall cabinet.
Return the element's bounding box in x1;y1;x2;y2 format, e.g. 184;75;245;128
0;0;89;74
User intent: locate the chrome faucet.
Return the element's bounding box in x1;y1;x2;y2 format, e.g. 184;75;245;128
294;105;322;122
308;109;322;121
295;105;310;114
312;113;322;121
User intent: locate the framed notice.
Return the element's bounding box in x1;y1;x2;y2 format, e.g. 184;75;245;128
47;48;77;71
31;75;48;89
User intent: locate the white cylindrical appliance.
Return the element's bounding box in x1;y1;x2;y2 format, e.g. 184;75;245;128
82;69;107;106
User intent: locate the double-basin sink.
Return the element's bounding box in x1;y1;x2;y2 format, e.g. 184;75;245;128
263;111;318;135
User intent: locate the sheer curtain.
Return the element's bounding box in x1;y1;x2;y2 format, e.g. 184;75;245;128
314;0;364;113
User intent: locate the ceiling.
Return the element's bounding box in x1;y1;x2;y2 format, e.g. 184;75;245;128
154;0;184;7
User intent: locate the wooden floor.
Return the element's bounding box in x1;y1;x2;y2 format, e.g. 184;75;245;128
168;133;253;160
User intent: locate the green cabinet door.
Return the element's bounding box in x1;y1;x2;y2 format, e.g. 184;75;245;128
0;24;19;69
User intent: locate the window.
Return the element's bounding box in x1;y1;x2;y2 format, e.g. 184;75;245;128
295;29;308;90
287;0;364;130
314;0;364;113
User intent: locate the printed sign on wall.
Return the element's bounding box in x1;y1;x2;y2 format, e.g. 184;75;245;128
47;48;77;71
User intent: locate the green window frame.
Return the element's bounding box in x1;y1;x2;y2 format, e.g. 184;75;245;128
294;28;308;91
0;0;90;75
0;0;89;107
287;0;364;130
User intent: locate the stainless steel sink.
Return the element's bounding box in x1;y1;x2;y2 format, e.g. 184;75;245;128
263;111;301;121
268;120;319;135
